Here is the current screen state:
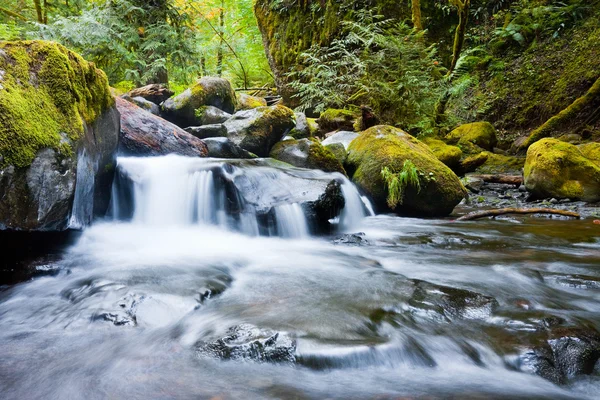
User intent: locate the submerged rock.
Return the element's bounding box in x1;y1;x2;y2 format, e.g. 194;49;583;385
127;83;174;105
161;77;237;127
196;324;296;363
524;138;600;202
269;138;345;174
224;105;296;157
115;97;208;157
346;125;467;217
0;41;119;231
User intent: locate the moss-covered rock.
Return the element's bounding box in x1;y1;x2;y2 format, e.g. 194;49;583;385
237;93;267;110
224;105;296;157
346;125;467;216
270;138;346;174
289;112;311;139
0;40;118;231
161;77;237;128
325;142;348;165
317;109;357;132
421;137;463;170
578;142;600;166
524;138;600;202
446;122;498;152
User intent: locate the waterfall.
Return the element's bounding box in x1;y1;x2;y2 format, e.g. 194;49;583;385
110;155;371;238
69;150;96;229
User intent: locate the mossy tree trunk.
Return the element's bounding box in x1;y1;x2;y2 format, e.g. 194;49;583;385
448;0;470;75
520;76;600;150
412;0;423;31
216;0;225;77
33;0;44;24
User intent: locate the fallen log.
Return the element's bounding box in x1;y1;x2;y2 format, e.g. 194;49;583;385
456;208;580;221
468;174;523;186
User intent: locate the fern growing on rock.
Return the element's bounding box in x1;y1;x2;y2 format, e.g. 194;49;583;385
381;160;422;209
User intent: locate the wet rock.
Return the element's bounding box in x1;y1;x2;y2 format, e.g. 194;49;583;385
203;138;256;159
463;176;484;194
269;138;345;174
332;232;369;246
305;180;345;232
196;324;296;363
544;274;600;290
288;112;311;139
193;105;232;125
409;281;499;322
185;124;228;140
224;105;296;157
95;293;147;327
121;95;160;115
116;97;208;157
519;327;600;384
161;77;237;127
127;83;174;104
321;131;359;150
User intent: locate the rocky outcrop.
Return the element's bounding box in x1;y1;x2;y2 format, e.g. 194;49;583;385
524;138;600;202
115;97;208;157
0;41;119;231
269;138;345;174
224;105;296;157
161;77;237;127
346;126;467;217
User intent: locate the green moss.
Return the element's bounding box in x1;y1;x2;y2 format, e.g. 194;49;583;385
0;40;114;168
307;138;345;175
475;152;525;174
247;105;295;139
421;137;462;170
460;152;489;174
111;80;136;95
237;93;267;110
324;142;347;164
346;125;467;216
578;142;600;166
307;117;320;136
446;122;498;152
524;138;600;201
317;108;357;131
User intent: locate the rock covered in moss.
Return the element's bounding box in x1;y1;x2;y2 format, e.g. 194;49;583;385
224;105;296;157
0;40;118;231
237;93;267;110
116;97;208;157
446;122;498;152
421;137;462;170
317;109;357;132
127;83;173;105
160;77;237;127
325;143;347;164
524;138;600;202
193;105;232;126
288;112;311;139
269;138;345;174
578;142;600;166
346;125;467;217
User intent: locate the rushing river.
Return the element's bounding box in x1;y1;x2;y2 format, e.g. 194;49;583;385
1;156;599;399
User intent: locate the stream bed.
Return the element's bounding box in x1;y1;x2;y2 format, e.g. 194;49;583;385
1;156;599;400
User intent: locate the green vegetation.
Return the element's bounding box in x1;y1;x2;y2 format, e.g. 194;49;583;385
381;161;422;209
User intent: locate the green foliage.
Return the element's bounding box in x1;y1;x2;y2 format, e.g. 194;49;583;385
0;21;23;40
287;11;443;132
381;161;422;209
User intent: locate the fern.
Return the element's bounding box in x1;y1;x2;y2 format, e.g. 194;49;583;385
381;160;422;209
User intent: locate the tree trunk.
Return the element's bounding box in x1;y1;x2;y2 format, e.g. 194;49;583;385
43;0;48;23
412;0;423;31
33;0;44;24
520;76;600;150
448;0;470;75
216;1;225;77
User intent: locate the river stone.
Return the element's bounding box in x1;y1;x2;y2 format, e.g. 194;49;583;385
116;97;208;157
347;125;468;217
203;137;256;159
224;105;296;157
185;124;228;139
161;77;237;127
269;138;345;174
127;83;174;104
289;112;311;139
321;131;359;150
194;105;232;126
121;95;160;115
196;324;296;363
0;41;119;231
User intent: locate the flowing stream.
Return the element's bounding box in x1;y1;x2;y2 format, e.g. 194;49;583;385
1;156;599;399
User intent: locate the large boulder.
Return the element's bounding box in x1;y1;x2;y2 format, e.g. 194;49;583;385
445;122;498;153
524;138;600;202
115;97;208;157
269;138;345;174
421;137;463;171
346;126;467;217
160;77;237;127
126;83;174;105
224;105;296;157
0;41;119;231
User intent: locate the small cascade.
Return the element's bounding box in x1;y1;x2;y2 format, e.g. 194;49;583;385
69;150;96;229
110;155;372;238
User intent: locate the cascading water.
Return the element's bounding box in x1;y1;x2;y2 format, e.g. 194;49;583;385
110;155;371;237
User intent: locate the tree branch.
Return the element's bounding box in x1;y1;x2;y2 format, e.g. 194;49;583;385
456;208;580;221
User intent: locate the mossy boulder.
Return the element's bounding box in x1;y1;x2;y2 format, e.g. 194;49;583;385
289;112;311;139
224;105;296;157
347;126;467;217
270;138;345;174
237;93;267;110
524;138;600;202
446;122;498;152
325;143;348;165
193;105;232;125
317;109;357;132
160;77;237;128
578;142;600;166
421;137;463;170
0;40;118;231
